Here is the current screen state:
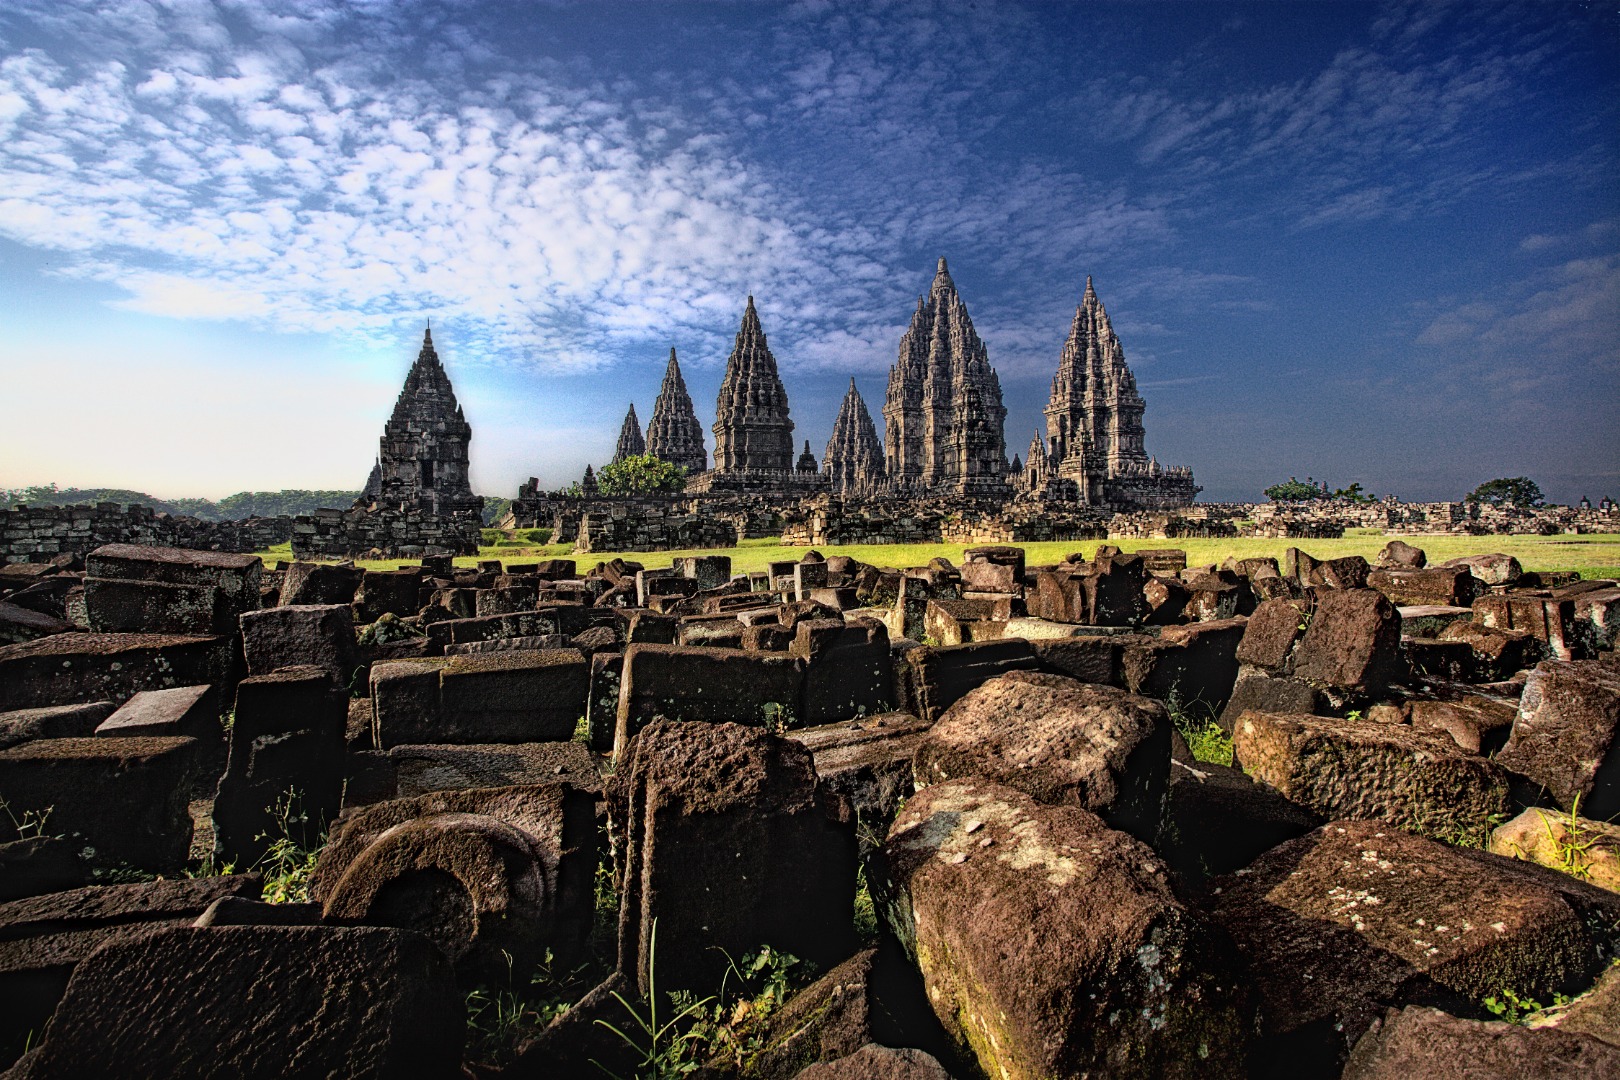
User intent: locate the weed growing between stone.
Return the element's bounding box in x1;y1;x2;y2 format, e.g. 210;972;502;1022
0;796;53;841
852;865;879;943
1542;795;1607;880
254;789;323;904
1482;986;1571;1024
1165;688;1234;767
593;920;816;1080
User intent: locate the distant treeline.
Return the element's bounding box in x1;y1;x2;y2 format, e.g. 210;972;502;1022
4;483;514;525
0;484;361;521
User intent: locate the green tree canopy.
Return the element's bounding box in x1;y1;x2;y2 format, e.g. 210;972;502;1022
1263;478;1327;502
1466;477;1544;507
595;455;688;496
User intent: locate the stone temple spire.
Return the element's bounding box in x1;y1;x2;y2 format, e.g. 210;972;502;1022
373;328;480;517
645;348;707;474
712;296;795;474
1045;276;1147;480
882;258;1007;495
612;403;646;464
824;378;885;496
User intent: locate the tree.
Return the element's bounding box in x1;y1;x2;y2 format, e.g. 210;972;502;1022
595;455;688;496
1466;477;1544;508
1263;477;1326;502
1331;482;1375;502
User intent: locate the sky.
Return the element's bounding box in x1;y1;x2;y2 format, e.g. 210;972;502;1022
0;0;1615;505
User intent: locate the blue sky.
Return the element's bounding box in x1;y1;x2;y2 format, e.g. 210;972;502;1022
1;0;1615;504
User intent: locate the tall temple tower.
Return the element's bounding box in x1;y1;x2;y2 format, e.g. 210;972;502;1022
644;348;708;474
882;259;1008;496
612;404;646;464
367;328;482;518
1032;278;1197;509
823;378;885;496
711;296;796;475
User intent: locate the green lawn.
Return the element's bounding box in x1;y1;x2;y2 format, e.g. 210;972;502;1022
252;530;1620;580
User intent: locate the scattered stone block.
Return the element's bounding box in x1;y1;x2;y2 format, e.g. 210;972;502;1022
1206;821;1620;1074
212;667;348;867
1217;673;1321;732
1234;598;1308;675
792;1045;955;1080
0;838;85;903
93;684;215;740
0;602;74;645
1439;552;1524;587
8;925;462;1080
240;603;360;686
1233;710;1512;840
1490;806;1620;893
1292;588;1404;705
903;638;1039;723
1122;616;1246;717
1496;659;1620;818
0;874;261;1059
438;649;589;743
0;737;200;871
1406;692;1518;755
389;741;599;798
1375;540;1427;568
0;701;115;750
1367;567;1475;608
1438;619;1537;680
1159;758;1319;888
915;671;1170;844
884;778;1250;1080
614;644;803;758
370;659;450;749
615;721;856;997
0;632;235;711
1028;632;1123;686
82;544;261;635
793;617;893;725
1397;604;1475;637
1474;594;1580;660
1341;1004;1620;1079
278;561;362;606
353;568;425;622
788;713;930;847
673;554;732;590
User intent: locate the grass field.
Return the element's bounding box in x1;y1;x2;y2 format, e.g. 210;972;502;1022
253;528;1620;581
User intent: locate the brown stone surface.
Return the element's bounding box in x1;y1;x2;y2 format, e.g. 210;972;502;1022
1535;961;1620;1046
884;778;1249;1080
94;683;216;740
1438;618;1536;680
903;638;1040;722
1368;567;1474;608
1341;1005;1620;1079
1232;711;1511;840
1490;806;1620;893
0;701;115;750
915;671;1170;843
0;874;261;1062
389;740;600;797
7;925;463;1080
1496;659;1620;818
614;721;855;998
1121;616;1246;716
0;736;200;871
1440;552;1524;586
1292;588;1404;701
788;713;930;844
1217;673;1321;733
614;644;803;758
1204;820;1620;1073
0;632;235;711
437;648;589;743
791;1045;954;1080
1160;758;1320;889
240;602;360;686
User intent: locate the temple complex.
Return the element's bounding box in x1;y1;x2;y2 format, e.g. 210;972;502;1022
687;297;826;496
822;379;885;496
611;404;646;464
1018;277;1199;510
881;259;1009;498
359;329;482;520
644;349;708;474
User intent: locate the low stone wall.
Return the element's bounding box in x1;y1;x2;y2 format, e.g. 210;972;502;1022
291;506;481;560
575;505;738;552
1;502;292;564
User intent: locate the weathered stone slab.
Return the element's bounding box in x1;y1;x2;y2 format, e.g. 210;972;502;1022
83;544;261;636
1397;604;1475;637
1205;821;1620;1073
1438;618;1538;680
0;602;74;645
902;638;1040;723
389;741;599;798
0;737;199;870
240;603;360;686
1341;1004;1620;1079
614;644;803;758
1439;553;1524;587
0;701;115;751
1122;616;1246;716
1160;758;1319;888
438;648;589;743
884;778;1249;1080
915;671;1170;844
1474;594;1580;660
7;925;462;1080
1496;659;1620;818
1368;568;1474;608
792;617;892;725
787;714;930;846
352;568;424;622
1217;673;1321;733
0;633;235;710
615;722;856;997
1293;588;1404;704
1491;806;1620;893
278;561;363;606
93;684;215;740
1232;710;1512;840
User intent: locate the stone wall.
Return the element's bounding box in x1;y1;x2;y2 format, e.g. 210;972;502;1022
290;506;482;560
1;503;292;564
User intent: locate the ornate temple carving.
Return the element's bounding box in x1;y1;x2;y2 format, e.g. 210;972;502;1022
366;329;482;518
612;403;646;464
823;378;885;496
644;348;707;474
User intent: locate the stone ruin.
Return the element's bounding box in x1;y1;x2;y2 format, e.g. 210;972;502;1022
1;535;1618;1077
